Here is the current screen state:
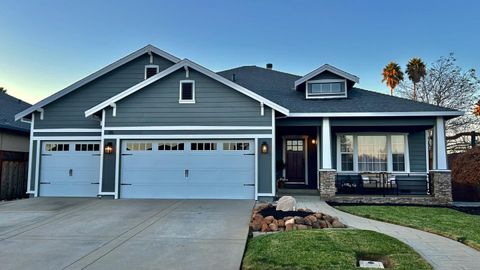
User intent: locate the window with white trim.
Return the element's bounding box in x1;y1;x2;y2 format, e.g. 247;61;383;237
126;142;153;151
358;136;387;171
145;65;159;79
75;143;100;152
337;134;408;172
191;142;216;151
391;135;406;172
223;142;250;151
306;80;346;98
45;143;70;152
339;135;354;171
158;142;184;151
179;80;195;103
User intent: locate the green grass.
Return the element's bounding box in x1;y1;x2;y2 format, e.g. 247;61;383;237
242;230;432;270
336;205;480;250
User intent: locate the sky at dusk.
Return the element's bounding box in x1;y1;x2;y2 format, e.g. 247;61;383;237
1;0;479;104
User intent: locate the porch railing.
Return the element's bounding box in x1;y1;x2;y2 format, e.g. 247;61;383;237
335;172;430;197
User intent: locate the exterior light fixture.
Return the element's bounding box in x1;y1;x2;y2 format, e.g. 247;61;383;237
261;142;269;154
311;139;317;145
104;142;113;154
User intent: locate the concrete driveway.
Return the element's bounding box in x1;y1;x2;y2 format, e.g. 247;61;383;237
0;198;254;270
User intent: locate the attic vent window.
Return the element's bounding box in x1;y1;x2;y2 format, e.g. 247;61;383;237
179;80;195;104
306;79;347;99
145;65;159;79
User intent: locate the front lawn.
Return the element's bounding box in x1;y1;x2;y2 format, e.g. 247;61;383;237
336;205;480;250
242;230;432;270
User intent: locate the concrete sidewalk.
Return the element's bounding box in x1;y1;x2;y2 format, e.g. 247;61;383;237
296;196;480;270
0;198;254;270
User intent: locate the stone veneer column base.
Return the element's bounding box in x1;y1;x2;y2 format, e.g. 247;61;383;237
430;170;453;205
319;169;337;199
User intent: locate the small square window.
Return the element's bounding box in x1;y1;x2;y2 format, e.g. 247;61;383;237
180;81;195;103
145;65;159;79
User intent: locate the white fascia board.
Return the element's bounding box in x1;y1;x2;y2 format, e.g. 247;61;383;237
288;111;464;117
294;64;360;88
15;45;181;121
85;59;290;117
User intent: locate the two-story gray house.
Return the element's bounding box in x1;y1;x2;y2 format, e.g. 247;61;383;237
15;45;462;204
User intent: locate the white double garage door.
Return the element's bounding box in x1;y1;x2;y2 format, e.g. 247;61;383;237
40;139;255;199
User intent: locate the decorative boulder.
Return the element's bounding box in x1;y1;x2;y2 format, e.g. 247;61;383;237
332;220;346;228
293;216;305;225
276;196;296;211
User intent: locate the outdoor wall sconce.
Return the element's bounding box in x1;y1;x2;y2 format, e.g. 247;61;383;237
104;142;113;154
311;139;317;145
261;142;269;154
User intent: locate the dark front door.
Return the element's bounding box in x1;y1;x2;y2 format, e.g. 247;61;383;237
285;139;306;183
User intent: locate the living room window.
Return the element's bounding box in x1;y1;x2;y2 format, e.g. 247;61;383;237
306;79;346;98
179;80;195;103
337;134;408;172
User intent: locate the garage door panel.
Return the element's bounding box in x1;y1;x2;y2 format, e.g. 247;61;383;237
40;141;100;197
120;140;255;199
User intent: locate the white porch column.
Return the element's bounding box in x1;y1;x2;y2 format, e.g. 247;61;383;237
434;116;448;170
322;117;332;169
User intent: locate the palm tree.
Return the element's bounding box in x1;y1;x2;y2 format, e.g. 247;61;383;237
473;100;480;117
382;62;404;96
406;58;426;100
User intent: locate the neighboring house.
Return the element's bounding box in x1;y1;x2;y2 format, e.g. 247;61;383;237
15;45;462;204
0;92;30;199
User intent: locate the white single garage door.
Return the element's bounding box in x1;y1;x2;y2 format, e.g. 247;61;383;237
39;141;101;197
120;140;255;199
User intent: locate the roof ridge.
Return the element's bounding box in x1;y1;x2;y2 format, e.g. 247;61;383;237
218;65;301;77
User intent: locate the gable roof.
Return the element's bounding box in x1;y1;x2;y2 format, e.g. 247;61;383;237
15;45;180;121
85;59;290;117
218;66;463;118
294;64;360;88
0;92;31;133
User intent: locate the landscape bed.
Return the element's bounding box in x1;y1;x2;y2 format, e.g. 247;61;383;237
242;230;432;270
334;204;480;250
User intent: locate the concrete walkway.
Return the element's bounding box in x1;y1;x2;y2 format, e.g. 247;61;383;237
296;196;480;270
0;198;254;270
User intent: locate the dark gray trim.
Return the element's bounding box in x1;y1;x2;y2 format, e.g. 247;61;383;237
34;132;102;137
104;130;272;135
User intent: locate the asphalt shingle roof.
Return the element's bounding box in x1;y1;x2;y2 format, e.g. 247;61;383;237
0;92;31;133
217;66;457;113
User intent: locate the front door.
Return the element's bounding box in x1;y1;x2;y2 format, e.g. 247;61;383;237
285;139;306;183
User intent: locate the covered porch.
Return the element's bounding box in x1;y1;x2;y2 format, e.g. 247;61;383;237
275;115;452;205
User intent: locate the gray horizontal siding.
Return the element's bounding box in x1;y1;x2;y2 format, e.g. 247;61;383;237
34;54;175;129
104;130;272;135
310;71;344;81
105;69;272;127
258;138;273;194
409;131;427;172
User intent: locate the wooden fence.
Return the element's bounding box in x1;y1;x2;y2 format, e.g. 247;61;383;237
0;160;28;200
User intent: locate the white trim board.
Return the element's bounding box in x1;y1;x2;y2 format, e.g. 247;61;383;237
15;45;181;121
288;111;464;117
84;59;290;117
103;126;273;131
294;64;360;88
